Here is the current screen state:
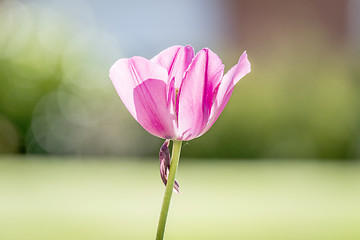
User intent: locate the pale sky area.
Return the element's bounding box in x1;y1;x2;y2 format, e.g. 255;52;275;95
26;0;224;57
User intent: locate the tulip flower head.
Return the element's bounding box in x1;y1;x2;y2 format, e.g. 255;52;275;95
109;45;250;240
109;45;250;141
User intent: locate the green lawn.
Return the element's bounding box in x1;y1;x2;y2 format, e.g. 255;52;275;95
0;157;359;240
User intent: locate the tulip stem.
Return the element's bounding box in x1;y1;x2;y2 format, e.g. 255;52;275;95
156;140;182;240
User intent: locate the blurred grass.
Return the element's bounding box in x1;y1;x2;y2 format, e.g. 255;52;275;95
0;157;359;240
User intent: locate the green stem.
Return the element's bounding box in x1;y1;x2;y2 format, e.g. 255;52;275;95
156;140;182;240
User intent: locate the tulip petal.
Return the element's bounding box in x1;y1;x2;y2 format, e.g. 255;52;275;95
109;56;169;118
110;56;176;138
133;79;177;139
151;45;195;89
177;48;224;140
215;51;251;107
199;51;251;136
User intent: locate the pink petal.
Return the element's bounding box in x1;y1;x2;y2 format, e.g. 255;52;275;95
199;51;251;136
110;56;176;138
133;79;177;139
109;56;168;119
177;48;224;140
151;45;195;89
215;51;251;107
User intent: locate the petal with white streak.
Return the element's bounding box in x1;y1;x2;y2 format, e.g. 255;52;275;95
200;51;251;136
151;45;195;88
177;48;224;140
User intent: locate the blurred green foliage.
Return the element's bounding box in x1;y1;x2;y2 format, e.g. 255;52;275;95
0;1;359;159
0;2;63;153
190;50;360;159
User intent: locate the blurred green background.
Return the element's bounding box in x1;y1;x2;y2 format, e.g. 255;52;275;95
1;0;359;159
0;0;360;239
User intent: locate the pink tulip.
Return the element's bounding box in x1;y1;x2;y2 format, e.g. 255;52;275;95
110;46;251;238
109;45;251;141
